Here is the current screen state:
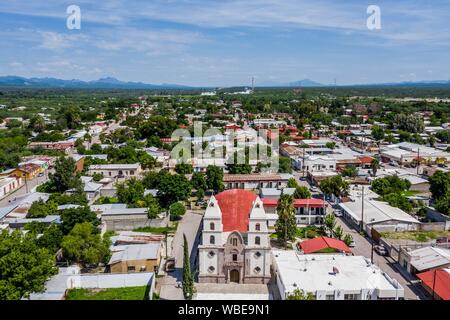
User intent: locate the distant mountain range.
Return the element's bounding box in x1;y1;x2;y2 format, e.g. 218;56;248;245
0;76;194;89
263;78;450;88
0;75;450;89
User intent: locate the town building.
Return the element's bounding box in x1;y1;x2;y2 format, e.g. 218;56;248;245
381;142;450;165
100;206;169;231
339;199;420;233
272;251;404;300
262;198;327;226
398;246;450;275
198;189;271;284
0;176;23;198
223;173;292;190
108;243;162;273
28;141;75;154
88;163;142;179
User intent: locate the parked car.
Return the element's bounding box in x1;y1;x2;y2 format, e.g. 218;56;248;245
436;237;450;244
334;209;343;217
389;161;398;167
38;172;44;177
348;240;356;247
374;245;387;256
310;186;319;192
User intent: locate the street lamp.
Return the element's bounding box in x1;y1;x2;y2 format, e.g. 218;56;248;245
360;185;365;234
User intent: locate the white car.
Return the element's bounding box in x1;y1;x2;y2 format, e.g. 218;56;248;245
334;210;343;217
310;186;318;192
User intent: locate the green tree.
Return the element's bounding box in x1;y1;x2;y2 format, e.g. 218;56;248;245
371;125;385;142
169;202;186;219
60;206;100;234
428;135;436;147
61;222;110;267
27;199;58;218
435;194;450;216
138;152;156;170
429;170;450;200
175;163;194;174
48;156;82;193
343;233;353;247
287;178;298;188
371;175;411;196
191;172;207;191
278;156;292;173
275;195;297;248
0;230;57;300
182;234;194;300
370;158;380;177
92;172;104;182
28;115;46;133
158;173;192;207
319;175;350;199
37;224;64;253
325;142;336;150
206;165;224;193
116;178;145;206
196;188;205;202
381;193;413;213
324;214;336;237
141;194;161;219
341;165;358;178
334;225;343;240
286;288;316;300
293;186;311;199
393;113;424;133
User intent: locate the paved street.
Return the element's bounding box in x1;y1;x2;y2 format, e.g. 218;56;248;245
334;216;429;300
159;210;203;300
0;173;49;207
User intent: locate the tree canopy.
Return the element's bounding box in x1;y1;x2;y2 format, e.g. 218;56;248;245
0;230;57;300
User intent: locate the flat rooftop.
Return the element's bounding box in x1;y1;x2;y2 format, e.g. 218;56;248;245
273;251;403;297
339;199;419;225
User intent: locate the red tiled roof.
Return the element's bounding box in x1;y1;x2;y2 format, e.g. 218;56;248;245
358;156;374;164
224;125;241;130
261;198;326;208
215;189;257;232
299;236;352;254
417;269;450;300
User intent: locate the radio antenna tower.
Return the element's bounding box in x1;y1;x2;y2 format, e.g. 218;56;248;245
252;76;255;92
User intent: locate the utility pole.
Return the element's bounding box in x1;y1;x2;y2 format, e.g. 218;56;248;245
417;147;420;175
371;241;374;264
360;185;365;234
432;268;437;300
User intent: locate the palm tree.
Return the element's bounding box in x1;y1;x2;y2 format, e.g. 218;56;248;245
370;158;380;177
275;194;297;249
324;213;336;238
334;225;343;240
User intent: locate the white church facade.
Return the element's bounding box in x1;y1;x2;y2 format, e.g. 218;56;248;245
198;189;272;284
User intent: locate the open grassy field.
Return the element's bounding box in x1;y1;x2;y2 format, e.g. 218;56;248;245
380;230;450;242
66;286;148;300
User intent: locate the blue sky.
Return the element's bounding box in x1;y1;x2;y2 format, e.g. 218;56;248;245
0;0;449;86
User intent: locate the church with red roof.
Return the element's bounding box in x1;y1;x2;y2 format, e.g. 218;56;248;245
198;189;271;284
